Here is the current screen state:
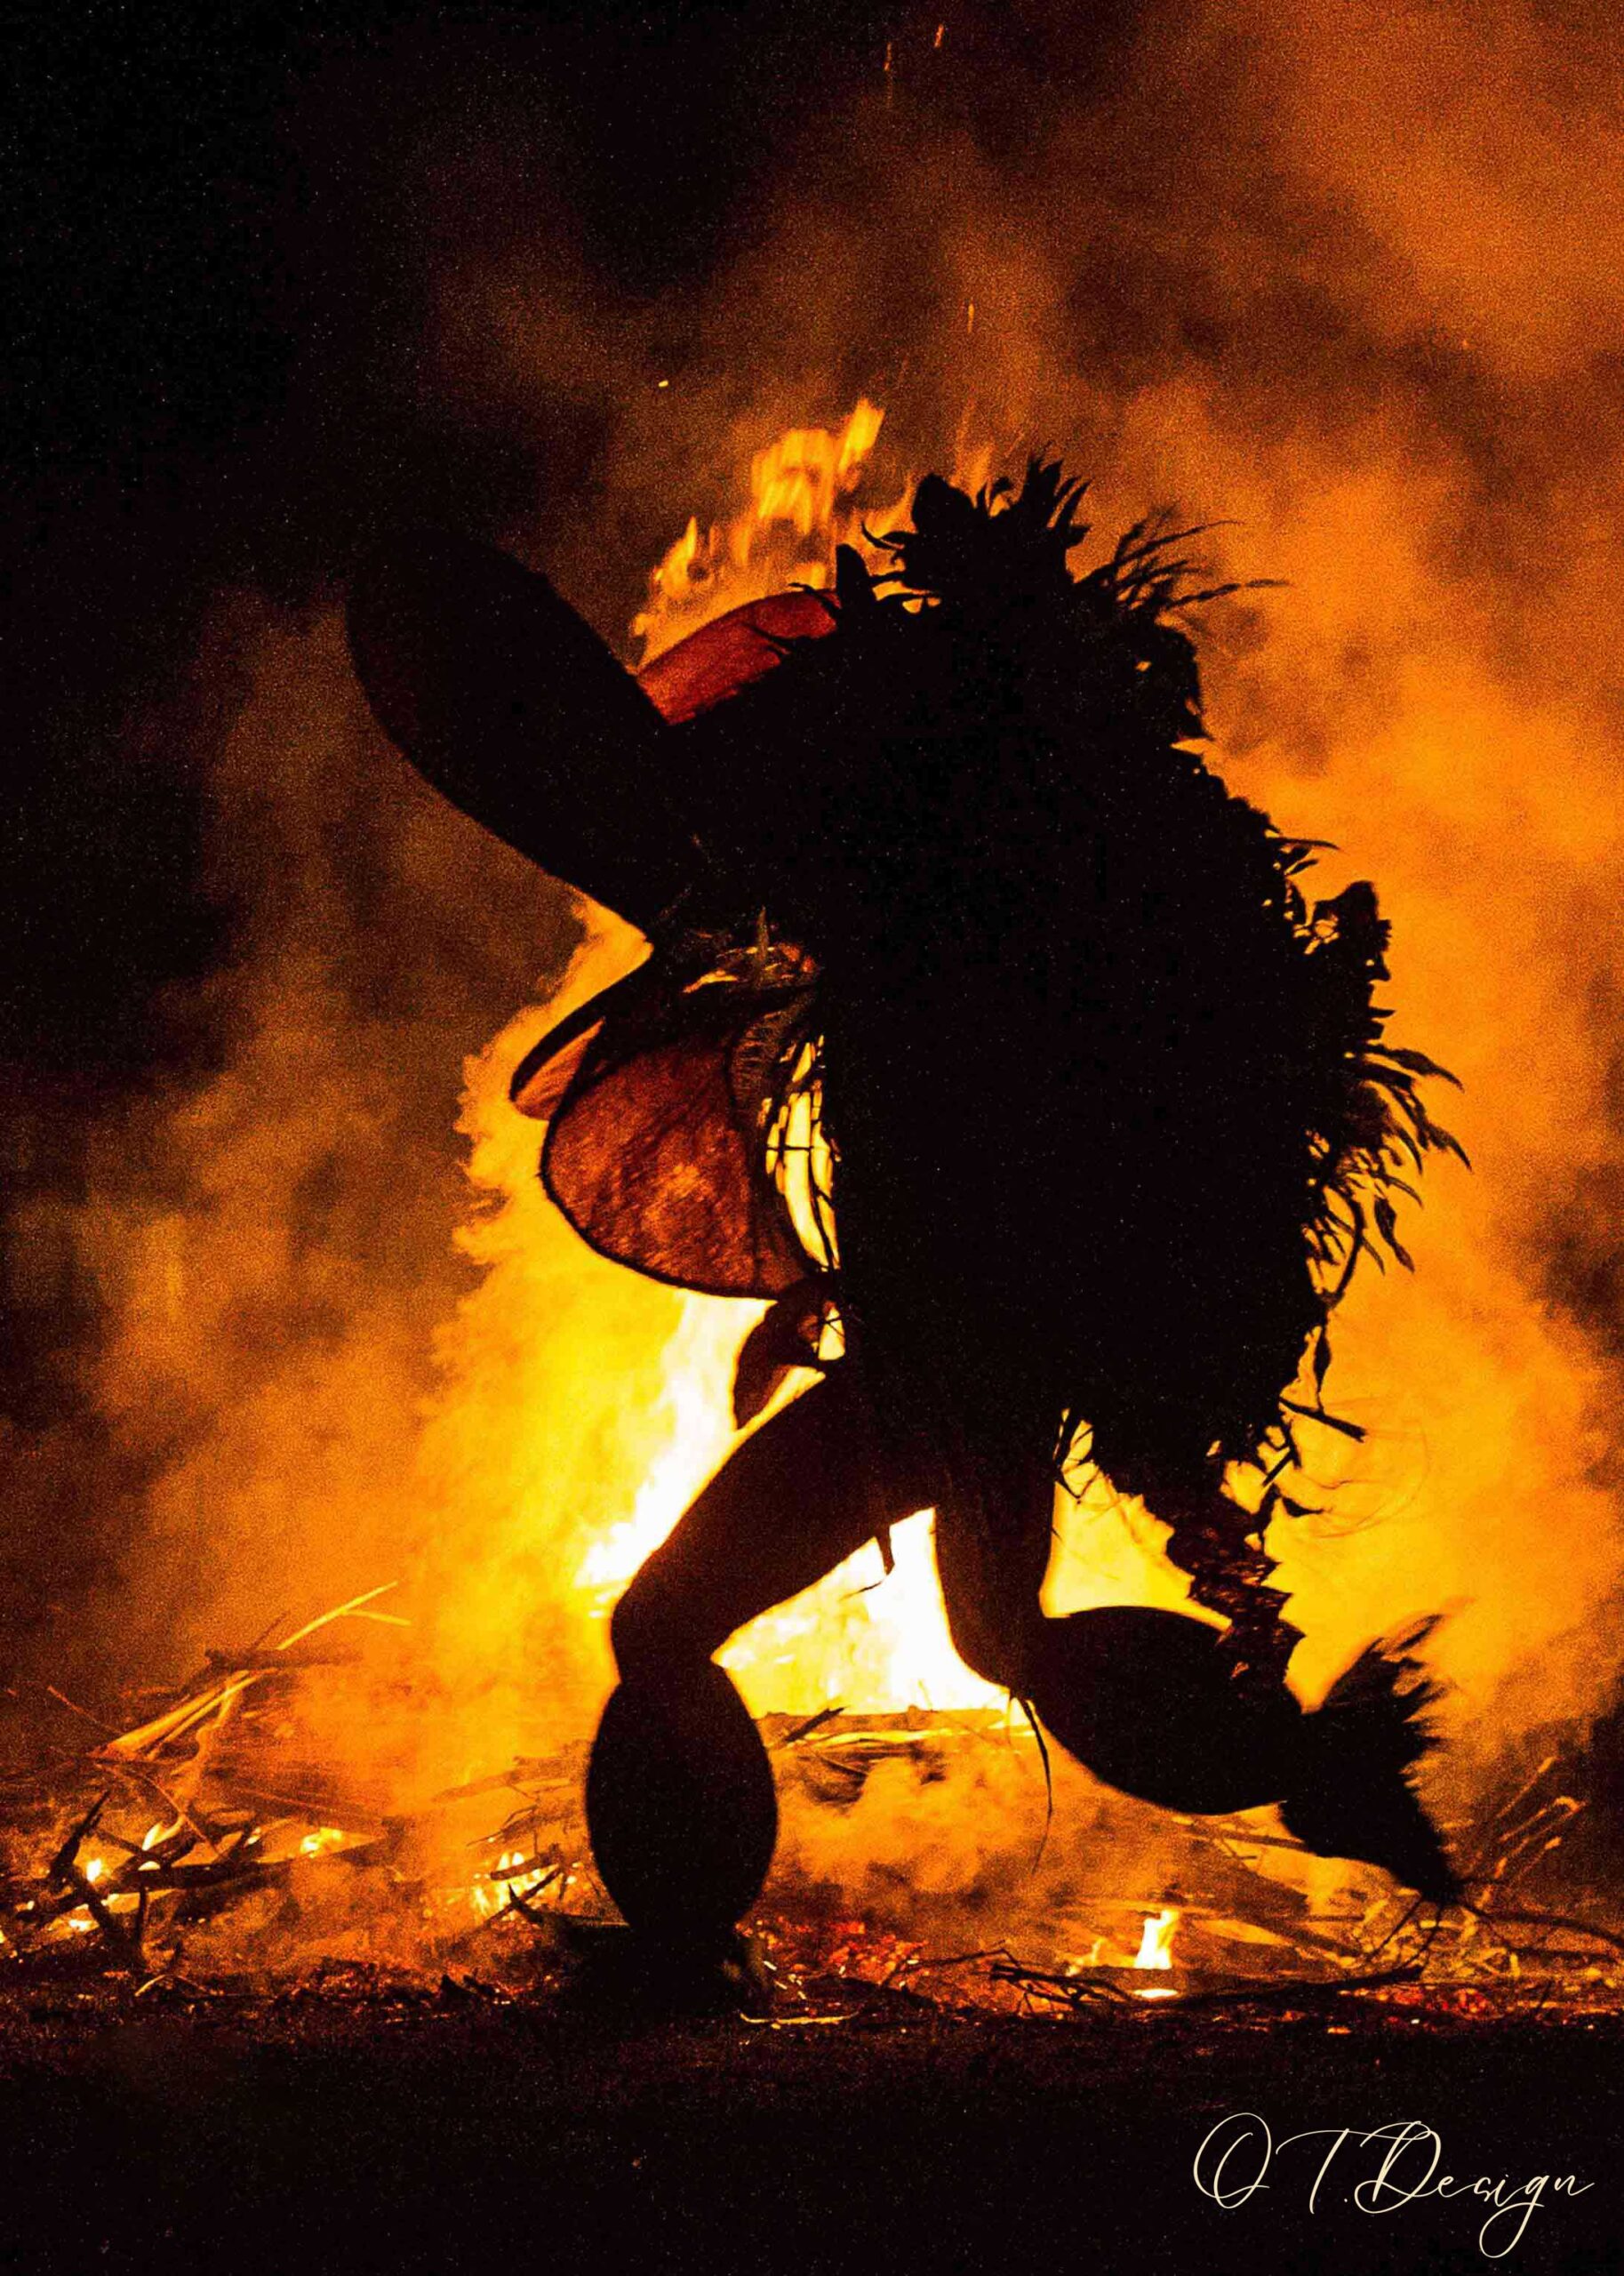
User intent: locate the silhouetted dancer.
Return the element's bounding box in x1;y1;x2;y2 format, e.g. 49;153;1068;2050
348;462;1464;1955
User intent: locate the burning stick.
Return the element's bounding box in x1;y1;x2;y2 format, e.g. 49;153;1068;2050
0;1587;407;1971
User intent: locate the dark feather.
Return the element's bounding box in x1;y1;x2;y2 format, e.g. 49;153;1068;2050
1282;1622;1458;1905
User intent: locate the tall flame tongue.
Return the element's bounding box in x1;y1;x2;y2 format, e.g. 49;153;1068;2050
631;398;892;661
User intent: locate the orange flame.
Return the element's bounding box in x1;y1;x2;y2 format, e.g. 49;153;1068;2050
632;397;890;661
1133;1906;1180;1971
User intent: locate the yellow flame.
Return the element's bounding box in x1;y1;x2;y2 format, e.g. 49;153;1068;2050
470;1848;550;1919
632;398;898;661
1132;1906;1180;1971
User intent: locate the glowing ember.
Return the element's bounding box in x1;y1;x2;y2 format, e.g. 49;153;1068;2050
470;1849;552;1920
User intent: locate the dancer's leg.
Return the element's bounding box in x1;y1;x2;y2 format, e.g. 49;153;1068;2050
610;1367;930;1683
930;1436;1056;1697
591;1368;932;1943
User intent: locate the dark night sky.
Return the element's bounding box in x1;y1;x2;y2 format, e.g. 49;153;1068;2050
1;0;1147;1079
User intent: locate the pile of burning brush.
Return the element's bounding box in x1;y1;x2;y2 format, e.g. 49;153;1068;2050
3;1590;1622;2019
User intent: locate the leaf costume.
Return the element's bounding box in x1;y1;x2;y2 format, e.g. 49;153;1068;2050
348;463;1463;1938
